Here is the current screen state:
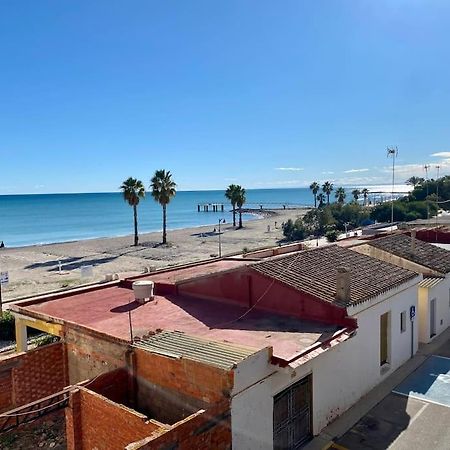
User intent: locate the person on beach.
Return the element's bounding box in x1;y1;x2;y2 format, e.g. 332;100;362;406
0;241;4;248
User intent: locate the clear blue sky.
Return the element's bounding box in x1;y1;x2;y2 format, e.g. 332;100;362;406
1;0;449;194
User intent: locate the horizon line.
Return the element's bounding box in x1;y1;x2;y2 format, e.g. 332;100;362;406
0;183;410;196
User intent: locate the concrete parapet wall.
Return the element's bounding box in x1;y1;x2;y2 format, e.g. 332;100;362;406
64;324;129;384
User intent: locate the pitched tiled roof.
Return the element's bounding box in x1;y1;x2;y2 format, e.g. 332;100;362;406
251;245;417;307
368;233;450;274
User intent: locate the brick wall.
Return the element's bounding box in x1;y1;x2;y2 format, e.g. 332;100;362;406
66;388;164;450
134;348;234;405
64;324;129;384
128;401;231;450
0;370;13;412
85;368;130;405
410;228;450;244
0;342;68;412
136;378;206;425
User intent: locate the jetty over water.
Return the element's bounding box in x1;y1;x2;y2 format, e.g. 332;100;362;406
197;202;310;212
197;203;225;212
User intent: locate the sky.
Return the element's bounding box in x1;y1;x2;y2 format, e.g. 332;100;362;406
1;0;450;194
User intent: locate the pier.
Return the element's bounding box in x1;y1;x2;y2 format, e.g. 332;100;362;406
197;203;225;212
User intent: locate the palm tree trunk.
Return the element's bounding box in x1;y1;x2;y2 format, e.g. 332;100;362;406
162;204;167;244
133;205;138;246
232;202;236;227
239;208;243;228
327;194;330;204
314;194;317;208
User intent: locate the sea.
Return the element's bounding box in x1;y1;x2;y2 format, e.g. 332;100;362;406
0;186;404;248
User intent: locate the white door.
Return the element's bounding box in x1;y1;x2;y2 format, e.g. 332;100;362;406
430;298;436;338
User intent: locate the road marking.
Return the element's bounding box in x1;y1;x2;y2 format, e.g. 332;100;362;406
322;442;349;450
392;390;450;409
388;402;428;449
408;402;428;426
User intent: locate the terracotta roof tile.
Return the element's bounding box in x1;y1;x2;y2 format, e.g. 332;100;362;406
251;245;417;307
368;233;450;274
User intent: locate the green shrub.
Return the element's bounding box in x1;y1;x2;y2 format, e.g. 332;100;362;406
325;229;339;242
282;218;308;241
35;334;59;347
0;311;15;340
370;200;437;223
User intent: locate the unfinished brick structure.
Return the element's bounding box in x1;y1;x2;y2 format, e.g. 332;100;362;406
0;343;68;412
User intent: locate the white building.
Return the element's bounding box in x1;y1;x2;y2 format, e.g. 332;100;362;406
351;232;450;344
224;245;421;449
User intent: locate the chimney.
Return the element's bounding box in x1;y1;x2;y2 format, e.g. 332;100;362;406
411;229;416;254
336;267;351;303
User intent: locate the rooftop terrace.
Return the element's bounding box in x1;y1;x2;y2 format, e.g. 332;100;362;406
20;284;343;363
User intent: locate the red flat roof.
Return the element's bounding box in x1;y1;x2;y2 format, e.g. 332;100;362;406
22;285;340;362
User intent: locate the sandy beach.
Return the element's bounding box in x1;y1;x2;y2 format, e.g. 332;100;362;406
0;208;308;302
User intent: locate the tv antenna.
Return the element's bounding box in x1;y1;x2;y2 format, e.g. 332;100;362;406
387;147;398;230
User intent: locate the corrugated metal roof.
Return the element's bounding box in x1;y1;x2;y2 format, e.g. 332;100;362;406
133;330;257;370
419;277;444;289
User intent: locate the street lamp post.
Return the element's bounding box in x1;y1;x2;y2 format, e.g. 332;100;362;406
218;219;226;257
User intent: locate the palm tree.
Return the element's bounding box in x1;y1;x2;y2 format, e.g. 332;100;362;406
150;169;177;244
406;176;424;188
120;177;146;246
317;193;326;208
351;189;361;202
322;181;334;204
335;187;346;204
361;188;369;206
225;184;240;227
309;182;320;208
235;186;246;228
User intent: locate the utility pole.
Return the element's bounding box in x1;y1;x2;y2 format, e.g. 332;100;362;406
435;165;441;240
218;218;226;257
424;164;430;222
387;147;398;231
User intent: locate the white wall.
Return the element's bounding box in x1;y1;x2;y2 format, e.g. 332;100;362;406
231;280;419;450
418;275;450;343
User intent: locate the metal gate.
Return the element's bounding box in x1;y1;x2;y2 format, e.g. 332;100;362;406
273;375;312;449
